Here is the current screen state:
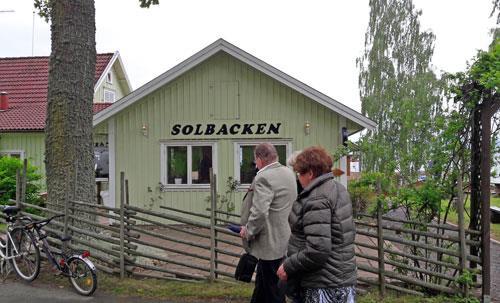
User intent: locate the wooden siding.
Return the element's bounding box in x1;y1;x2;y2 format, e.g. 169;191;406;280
94;65;127;103
105;51;357;215
93;122;108;145
0;132;46;186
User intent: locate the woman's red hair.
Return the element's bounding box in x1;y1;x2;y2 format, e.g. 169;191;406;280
293;146;333;178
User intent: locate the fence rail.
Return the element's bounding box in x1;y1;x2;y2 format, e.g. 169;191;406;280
0;162;484;299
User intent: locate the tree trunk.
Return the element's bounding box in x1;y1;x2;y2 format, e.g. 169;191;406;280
45;0;96;213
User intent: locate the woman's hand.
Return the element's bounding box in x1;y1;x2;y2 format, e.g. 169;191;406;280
276;264;288;281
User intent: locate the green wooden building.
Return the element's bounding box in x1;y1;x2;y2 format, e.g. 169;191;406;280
93;39;376;214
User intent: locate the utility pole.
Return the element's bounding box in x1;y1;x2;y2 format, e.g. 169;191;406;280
32;10;35;56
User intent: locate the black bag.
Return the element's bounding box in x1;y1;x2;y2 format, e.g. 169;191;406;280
234;253;257;282
283;277;301;301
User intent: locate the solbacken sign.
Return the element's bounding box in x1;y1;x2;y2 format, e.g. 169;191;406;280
170;122;282;138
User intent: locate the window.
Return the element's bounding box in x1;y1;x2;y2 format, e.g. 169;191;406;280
104;89;115;102
0;150;25;159
161;142;216;188
106;72;112;84
234;141;291;185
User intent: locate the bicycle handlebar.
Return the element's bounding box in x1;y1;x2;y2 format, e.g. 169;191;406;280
28;214;65;228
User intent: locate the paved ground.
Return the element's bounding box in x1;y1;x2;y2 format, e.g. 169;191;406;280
0;280;163;303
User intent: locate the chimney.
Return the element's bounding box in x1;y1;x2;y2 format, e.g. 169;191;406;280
0;92;8;111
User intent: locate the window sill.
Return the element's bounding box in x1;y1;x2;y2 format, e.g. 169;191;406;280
161;185;211;192
237;184;252;192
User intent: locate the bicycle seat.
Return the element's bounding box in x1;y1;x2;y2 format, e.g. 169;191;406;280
2;206;19;216
59;235;72;242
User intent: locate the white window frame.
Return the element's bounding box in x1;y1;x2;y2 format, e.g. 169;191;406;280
103;89;115;102
106;72;113;84
160;141;217;190
233;139;292;189
0;150;25;159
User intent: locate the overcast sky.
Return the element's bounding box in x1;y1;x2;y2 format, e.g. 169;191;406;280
0;0;496;112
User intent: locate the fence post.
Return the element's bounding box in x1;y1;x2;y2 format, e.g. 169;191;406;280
119;172;125;279
125;179;130;248
377;199;386;297
15;169;21;208
209;168;216;281
63;189;70;252
457;177;468;298
21;159;27;205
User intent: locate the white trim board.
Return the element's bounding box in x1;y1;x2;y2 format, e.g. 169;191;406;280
94;51;133;94
93;39;376;132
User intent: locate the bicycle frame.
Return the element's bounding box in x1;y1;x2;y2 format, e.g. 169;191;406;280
0;226;25;261
27;217;95;277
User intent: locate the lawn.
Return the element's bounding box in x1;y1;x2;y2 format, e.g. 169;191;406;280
80;275;469;302
30;270;463;303
440;196;500;241
358;292;452;303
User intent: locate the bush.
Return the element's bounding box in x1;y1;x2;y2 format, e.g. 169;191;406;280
348;172;393;214
0;157;43;209
393;180;443;223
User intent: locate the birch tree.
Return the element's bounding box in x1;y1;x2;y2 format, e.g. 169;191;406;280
357;0;443;183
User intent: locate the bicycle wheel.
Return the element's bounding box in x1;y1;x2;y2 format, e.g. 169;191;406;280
0;238;5;256
9;228;40;282
67;257;97;296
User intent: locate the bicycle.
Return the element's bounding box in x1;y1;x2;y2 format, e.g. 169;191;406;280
0;205;41;282
24;214;98;296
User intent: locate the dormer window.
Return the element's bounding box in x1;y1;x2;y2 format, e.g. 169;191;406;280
106;72;112;84
104;89;115;102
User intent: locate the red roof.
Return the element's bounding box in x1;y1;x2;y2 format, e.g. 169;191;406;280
93;102;113;113
0;53;114;131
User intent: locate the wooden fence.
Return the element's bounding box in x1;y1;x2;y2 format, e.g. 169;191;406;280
0;163;483;299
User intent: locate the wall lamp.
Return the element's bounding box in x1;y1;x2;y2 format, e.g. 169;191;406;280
304;121;311;135
141;124;149;137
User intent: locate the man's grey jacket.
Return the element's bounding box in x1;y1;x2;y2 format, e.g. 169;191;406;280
240;162;297;260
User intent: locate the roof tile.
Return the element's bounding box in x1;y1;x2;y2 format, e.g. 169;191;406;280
0;53;114;131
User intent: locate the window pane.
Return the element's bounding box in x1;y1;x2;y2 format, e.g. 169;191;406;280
239;144;288;184
275;145;286;166
167;146;187;184
240;146;256;184
192;146;212;184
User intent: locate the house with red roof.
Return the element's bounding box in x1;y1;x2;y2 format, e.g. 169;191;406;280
0;52;132;182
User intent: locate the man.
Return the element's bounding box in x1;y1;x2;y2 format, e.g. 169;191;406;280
240;143;297;303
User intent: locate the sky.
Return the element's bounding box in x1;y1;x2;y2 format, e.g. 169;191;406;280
0;0;497;113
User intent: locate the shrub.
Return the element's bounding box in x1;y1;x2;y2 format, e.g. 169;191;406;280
0;157;43;209
348;172;393;214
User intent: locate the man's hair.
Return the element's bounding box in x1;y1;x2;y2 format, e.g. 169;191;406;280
293;146;332;178
254;143;278;164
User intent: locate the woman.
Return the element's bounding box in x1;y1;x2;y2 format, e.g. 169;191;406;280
277;146;356;303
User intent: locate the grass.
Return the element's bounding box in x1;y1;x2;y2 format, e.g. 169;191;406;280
358;291;460;303
74;274;472;302
31;269;467;303
34;269;253;302
440;196;500;240
99;275;254;302
0;223;5;232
